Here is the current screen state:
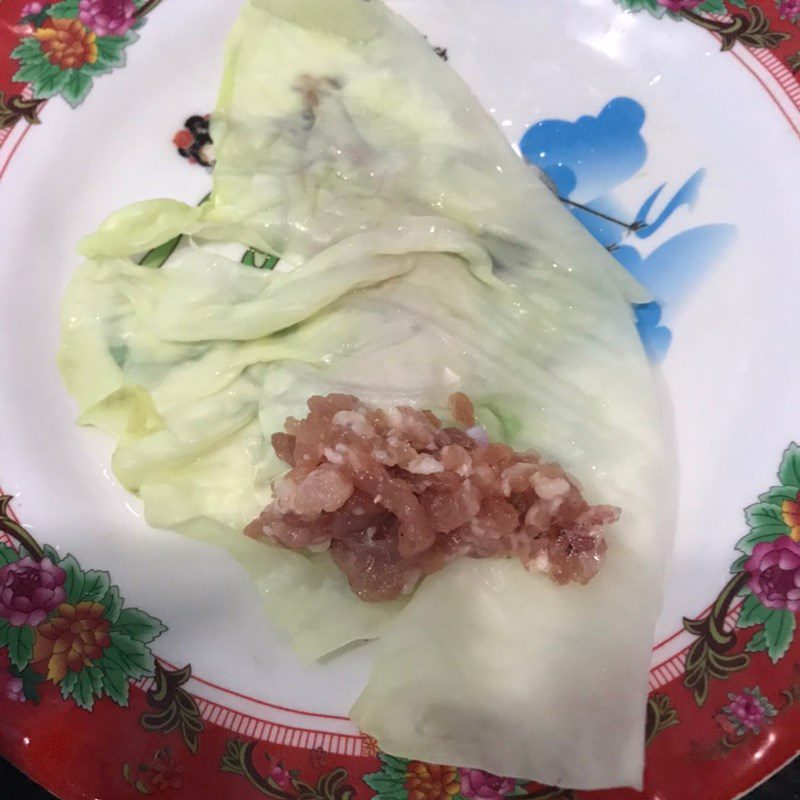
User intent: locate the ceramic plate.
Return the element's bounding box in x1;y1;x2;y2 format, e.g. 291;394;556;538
1;1;800;798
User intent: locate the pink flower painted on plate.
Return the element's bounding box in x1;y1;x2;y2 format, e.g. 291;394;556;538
778;0;800;19
655;0;703;10
78;0;136;37
459;769;516;800
0;556;66;627
309;746;328;768
20;1;51;16
1;674;25;702
719;687;776;735
148;749;186;793
745;536;800;612
269;764;291;789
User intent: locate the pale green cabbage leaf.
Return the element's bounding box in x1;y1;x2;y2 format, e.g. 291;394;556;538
60;0;670;788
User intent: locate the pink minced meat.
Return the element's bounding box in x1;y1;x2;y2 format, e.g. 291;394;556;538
244;393;619;602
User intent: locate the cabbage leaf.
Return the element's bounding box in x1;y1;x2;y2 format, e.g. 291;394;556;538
60;0;670;787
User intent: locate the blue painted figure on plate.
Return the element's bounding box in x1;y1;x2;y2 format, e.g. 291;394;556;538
520;97;735;362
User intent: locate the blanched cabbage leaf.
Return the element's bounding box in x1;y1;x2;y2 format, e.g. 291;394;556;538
60;0;671;788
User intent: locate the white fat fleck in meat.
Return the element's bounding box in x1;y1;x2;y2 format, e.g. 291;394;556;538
272;475;298;513
385;406;404;428
543;496;564;516
294;464;354;515
531;473;570;500
307;540;331;553
532;552;551;573
502;462;536;494
332;410;375;437
440;444;473;477
407;455;444;475
324;448;345;465
524;503;550;531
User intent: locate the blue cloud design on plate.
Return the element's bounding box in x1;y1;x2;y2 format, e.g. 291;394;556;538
520;97;736;362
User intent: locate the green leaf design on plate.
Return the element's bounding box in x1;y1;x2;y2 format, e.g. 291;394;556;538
120;25;141;44
736;592;772;628
763;608;796;663
49;0;80;17
60;554;86;604
363;777;407;800
364;753;409;800
11;664;45;704
104;631;156;680
11;61;42;84
41;544;60;563
758;485;799;505
378;754;408;773
81;59;115;78
373;786;409;800
21;9;49;25
16;544;34;560
12;52;55;86
736;500;790;555
696;0;726;13
613;0;666;13
0;619;10;648
730;553;747;572
85;664;105;697
114;607;167;644
61;69;93;108
100;584;124;624
139;193;210;268
60;670;79;699
100;658;131;706
0;544;18;567
744;502;785;529
735;526;788;556
746;628;768;653
32;68;72;100
779;443;800;489
76;568;112;603
364;783;407;800
95;35;130;67
7;626;34;671
70;666;105;710
10;37;43;68
139;234;182;268
241;249;280;270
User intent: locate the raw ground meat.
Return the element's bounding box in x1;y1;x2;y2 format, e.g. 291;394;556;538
245;393;619;601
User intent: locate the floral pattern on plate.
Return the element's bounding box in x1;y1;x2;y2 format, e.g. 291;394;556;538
1;1;800;798
0;494;166;709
